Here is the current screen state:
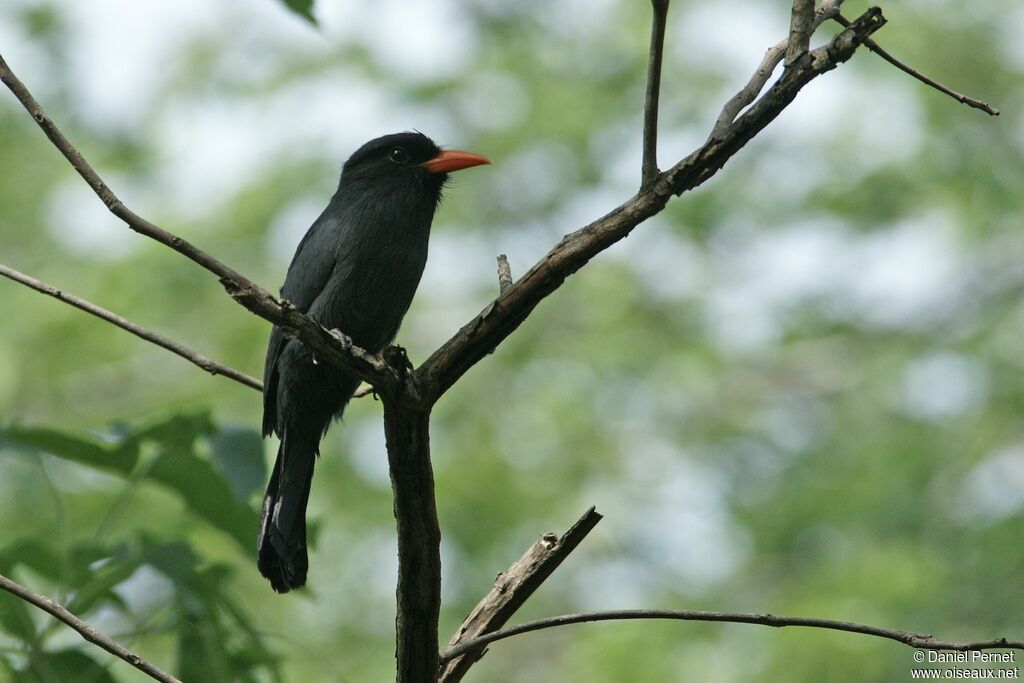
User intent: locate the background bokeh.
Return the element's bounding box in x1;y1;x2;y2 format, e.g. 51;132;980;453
1;0;1022;681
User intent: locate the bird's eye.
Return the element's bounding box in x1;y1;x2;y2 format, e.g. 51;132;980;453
389;147;409;163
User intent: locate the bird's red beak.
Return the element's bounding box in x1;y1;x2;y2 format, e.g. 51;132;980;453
421;150;490;174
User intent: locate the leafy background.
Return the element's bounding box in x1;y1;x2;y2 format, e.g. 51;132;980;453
1;0;1022;681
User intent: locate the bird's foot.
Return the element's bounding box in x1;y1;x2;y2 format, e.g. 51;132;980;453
383;345;414;374
327;328;354;349
316;327;356;366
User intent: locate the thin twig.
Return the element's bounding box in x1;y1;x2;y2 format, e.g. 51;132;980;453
0;52;397;393
440;507;603;682
0;572;182;683
0;263;262;392
711;0;845;139
834;13;999;116
496;254;513;295
641;0;670;186
785;0;815;65
417;7;885;400
441;609;1024;663
0;55;249;290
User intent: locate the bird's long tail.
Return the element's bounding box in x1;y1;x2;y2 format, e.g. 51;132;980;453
257;433;317;593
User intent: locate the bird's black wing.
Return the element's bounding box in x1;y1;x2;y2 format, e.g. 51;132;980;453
262;209;345;437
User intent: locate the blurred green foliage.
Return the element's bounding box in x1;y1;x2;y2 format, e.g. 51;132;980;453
280;0;316;26
0;0;1022;681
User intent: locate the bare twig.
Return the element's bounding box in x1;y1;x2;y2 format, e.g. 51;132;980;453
496;254;513;295
834;13;999;116
641;0;670;186
0;52;398;393
669;8;886;197
441;609;1024;663
416;7;885;400
785;0;815;65
440;507;603;682
710;0;845;139
0;263;262;392
0;572;182;683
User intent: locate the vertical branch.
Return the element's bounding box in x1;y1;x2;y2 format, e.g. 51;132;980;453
785;0;815;65
382;396;441;683
641;0;670;187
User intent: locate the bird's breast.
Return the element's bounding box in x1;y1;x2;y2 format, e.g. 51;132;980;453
311;225;430;352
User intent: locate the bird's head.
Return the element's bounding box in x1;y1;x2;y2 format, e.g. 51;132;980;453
341;132;489;199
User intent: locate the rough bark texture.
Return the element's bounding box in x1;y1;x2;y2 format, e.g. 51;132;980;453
440;508;603;682
382;397;441;682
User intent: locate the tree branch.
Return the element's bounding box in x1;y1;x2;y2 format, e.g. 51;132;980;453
496;255;513;295
414;7;885;402
2;6;999;681
711;0;845;139
667;7;886;197
439;507;603;682
441;609;1024;663
641;0;670;187
785;0;815;66
834;13;999;116
0;52;398;394
381;399;441;683
0;572;182;683
0;263;262;392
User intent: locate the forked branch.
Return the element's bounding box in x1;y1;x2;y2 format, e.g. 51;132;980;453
440;507;603;682
414;7;887;401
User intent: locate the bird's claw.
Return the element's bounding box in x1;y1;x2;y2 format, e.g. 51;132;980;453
383;345;413;374
327;328;352;349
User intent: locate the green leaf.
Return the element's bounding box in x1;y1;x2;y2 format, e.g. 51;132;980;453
135;540;278;683
140;540;201;586
130;413;259;549
130;412;213;446
22;649;118;683
0;593;37;641
148;446;258;551
0;540;63;579
0;541;58;640
280;0;317;25
207;425;267;503
64;543;140;616
0;426;137;476
3;414;259;550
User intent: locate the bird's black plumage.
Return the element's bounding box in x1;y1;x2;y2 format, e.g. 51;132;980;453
257;132;487;593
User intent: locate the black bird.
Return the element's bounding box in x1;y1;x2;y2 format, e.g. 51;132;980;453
258;132;489;593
